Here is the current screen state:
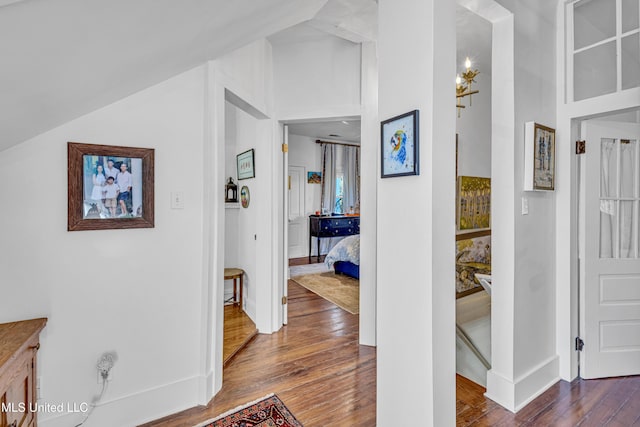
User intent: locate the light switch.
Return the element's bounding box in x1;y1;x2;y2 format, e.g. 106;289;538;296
171;192;185;209
521;197;529;215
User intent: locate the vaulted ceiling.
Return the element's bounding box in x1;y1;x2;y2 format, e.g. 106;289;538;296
1;0;492;152
0;0;329;151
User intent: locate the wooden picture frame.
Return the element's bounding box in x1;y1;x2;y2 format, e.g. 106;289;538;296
237;148;255;180
380;110;419;178
456;229;491;298
67;142;154;231
524;122;556;191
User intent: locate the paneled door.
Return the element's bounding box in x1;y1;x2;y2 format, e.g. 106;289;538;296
580;121;640;379
288;165;306;259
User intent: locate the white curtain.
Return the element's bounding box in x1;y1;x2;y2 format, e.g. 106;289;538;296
343;145;360;214
600;139;636;259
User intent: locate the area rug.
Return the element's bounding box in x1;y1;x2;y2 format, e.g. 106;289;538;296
291;272;359;314
194;394;303;427
289;262;330;277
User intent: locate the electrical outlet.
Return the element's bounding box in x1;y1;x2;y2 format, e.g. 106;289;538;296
97;368;113;384
96;351;117;383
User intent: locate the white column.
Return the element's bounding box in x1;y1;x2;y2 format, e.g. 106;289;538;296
377;0;456;425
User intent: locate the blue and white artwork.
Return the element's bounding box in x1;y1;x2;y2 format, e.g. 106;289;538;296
381;110;418;177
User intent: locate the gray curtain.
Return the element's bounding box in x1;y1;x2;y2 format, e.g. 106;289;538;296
343;145;360;214
320;144;337;215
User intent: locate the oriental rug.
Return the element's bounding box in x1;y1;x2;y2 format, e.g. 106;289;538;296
193;394;303;427
291;272;359;314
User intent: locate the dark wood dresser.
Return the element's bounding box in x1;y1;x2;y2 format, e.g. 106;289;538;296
0;318;47;427
309;215;360;260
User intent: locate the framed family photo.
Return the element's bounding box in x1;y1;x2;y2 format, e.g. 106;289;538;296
67;142;154;231
381;109;419;178
524;122;556;191
237;149;255;180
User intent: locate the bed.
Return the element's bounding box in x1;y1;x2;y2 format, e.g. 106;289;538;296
324;235;360;279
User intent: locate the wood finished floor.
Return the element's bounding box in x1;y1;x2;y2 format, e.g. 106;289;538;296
140;279;376;427
457;373;640;426
141;256;640;426
222;304;258;366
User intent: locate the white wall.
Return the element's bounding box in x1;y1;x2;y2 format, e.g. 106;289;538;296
288;134;322;217
457;72;492;178
506;0;559;408
0;67;207;427
272;28;362;118
377;0;457;425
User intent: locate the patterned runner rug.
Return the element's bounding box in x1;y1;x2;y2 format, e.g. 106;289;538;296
194;394;303;427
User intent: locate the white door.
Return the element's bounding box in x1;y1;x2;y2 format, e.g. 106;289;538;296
288;165;306;258
580;121;640;379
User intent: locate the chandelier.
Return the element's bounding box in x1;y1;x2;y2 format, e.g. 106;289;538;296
456;57;479;117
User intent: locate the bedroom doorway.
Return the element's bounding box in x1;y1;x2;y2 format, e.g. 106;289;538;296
281;117;362;325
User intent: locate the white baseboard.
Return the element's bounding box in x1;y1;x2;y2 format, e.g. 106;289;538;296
40;375;203;427
486;355;560;412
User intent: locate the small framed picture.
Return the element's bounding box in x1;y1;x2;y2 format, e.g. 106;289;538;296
240;185;250;208
237;149;255;180
307;171;322;184
381;110;419;178
68;142;154;231
524;122;555;191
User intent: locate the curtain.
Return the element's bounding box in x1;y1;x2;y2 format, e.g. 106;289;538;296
320;144;337;215
343;145;360;214
600;139;636;259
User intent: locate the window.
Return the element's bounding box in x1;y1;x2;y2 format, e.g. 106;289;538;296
335;174;344;214
570;0;640;101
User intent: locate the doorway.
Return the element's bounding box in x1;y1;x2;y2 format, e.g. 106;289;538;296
454;3;493;388
282;117;362;322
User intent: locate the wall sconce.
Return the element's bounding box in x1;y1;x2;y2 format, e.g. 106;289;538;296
456;57;480;117
225;177;238;202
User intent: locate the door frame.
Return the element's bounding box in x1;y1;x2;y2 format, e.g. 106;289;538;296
277;112;371;340
558;108;640;381
555;1;640;380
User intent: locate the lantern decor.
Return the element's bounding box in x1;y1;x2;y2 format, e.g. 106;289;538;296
225;177;238;202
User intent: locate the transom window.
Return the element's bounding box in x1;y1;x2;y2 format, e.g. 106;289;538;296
569;0;640;101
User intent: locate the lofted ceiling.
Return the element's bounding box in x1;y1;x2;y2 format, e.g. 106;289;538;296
0;0;490;152
0;0;328;151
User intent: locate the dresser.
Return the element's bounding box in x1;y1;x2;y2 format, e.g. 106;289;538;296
309;215;360;260
0;318;47;427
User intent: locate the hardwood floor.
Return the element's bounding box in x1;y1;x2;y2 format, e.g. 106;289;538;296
222;305;258;366
141;256;640;426
457;373;640;426
140;279;375;427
